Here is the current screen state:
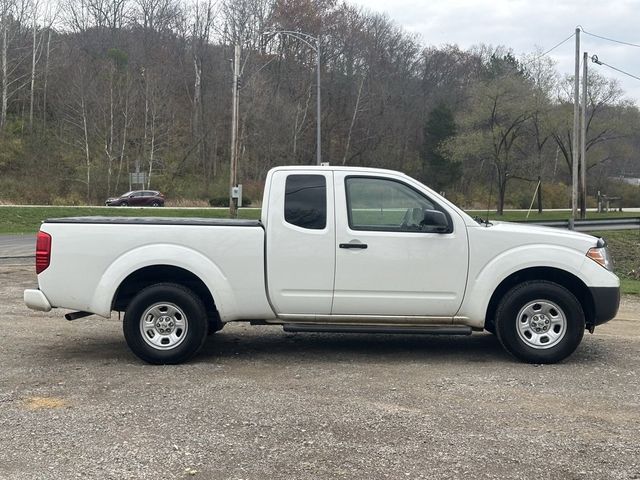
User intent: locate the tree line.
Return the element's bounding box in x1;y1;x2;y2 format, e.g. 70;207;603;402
0;0;638;210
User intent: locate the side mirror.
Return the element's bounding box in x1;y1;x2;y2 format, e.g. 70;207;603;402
422;210;449;233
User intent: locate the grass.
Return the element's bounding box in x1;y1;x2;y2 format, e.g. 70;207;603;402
0;206;261;234
470;209;639;222
589;229;640;295
620;278;640;295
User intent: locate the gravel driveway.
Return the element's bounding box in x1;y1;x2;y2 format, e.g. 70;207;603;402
1;264;639;480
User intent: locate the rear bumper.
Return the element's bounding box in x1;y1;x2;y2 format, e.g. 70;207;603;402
589;286;620;326
24;289;52;312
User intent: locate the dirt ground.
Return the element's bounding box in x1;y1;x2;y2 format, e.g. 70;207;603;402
0;263;639;480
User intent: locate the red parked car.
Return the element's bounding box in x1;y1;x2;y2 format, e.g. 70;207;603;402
105;190;165;207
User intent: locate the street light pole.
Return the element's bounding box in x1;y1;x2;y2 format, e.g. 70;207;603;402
264;30;322;165
315;35;321;166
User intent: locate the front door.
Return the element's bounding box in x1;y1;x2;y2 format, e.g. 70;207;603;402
332;172;468;317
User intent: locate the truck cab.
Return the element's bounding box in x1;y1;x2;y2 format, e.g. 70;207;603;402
264;167;469;319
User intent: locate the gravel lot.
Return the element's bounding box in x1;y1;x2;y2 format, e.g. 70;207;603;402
1;263;639;480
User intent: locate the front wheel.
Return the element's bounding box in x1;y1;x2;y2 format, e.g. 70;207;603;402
495;281;585;364
123;283;209;364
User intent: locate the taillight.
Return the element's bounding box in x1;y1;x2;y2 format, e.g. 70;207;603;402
36;231;51;274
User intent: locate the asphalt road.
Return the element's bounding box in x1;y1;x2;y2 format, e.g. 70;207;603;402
0;235;34;259
1;264;639;479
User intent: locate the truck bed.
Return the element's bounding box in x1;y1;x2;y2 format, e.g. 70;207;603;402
36;219;273;322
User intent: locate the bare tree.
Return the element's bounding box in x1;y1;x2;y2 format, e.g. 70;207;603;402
1;0;30;130
1;11;7;129
60;69;95;202
448;72;534;214
342;74;365;165
552;73;631;177
222;0;274;49
134;0;179;31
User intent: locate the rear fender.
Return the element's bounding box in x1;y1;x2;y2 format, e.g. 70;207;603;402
90;244;235;319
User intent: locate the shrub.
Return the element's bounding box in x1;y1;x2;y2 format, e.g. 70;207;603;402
209;196;252;207
209;197;228;207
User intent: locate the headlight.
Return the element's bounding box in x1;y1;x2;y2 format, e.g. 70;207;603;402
586;246;613;271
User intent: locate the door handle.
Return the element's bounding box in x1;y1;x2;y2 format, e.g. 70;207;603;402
339;242;368;249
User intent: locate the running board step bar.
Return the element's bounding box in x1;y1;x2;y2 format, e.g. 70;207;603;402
282;324;472;335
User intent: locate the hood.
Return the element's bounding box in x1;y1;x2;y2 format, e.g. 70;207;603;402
473;220;599;253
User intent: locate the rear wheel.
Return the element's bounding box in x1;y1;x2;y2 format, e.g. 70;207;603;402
495;281;585;364
123;283;209;364
151;201;160;207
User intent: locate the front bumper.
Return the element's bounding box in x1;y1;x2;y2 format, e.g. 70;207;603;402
589;286;620;326
24;289;52;312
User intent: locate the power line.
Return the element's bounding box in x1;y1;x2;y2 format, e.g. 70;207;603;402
539;32;576;57
591;54;640;81
521;32;575;66
580;27;640;48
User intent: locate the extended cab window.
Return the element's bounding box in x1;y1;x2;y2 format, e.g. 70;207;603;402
346;177;450;233
285;174;326;230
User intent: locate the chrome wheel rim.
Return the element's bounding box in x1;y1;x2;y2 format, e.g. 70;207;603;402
516;299;567;349
139;302;188;350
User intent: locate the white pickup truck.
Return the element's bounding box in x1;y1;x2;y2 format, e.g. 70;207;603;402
24;166;620;364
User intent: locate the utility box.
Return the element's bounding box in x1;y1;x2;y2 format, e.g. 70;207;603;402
231;184;243;207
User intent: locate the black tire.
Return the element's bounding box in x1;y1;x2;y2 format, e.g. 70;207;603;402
121;201;128;207
151;201;160;207
123;283;209;364
495;280;585;364
208;316;224;334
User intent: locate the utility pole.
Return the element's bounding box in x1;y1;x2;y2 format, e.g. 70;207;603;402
229;44;240;218
570;27;580;229
580;51;588;220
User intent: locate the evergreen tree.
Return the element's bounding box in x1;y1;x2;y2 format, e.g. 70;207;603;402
421;103;459;192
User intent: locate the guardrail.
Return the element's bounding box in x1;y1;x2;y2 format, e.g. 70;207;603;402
517;217;640;232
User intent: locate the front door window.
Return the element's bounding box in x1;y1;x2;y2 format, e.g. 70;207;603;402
345;177;449;233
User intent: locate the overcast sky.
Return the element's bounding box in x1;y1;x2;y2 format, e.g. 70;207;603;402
349;0;640;105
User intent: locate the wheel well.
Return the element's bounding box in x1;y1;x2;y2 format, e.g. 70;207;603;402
485;267;595;330
112;265;221;325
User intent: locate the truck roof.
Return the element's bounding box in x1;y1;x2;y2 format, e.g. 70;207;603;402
269;165;411;177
